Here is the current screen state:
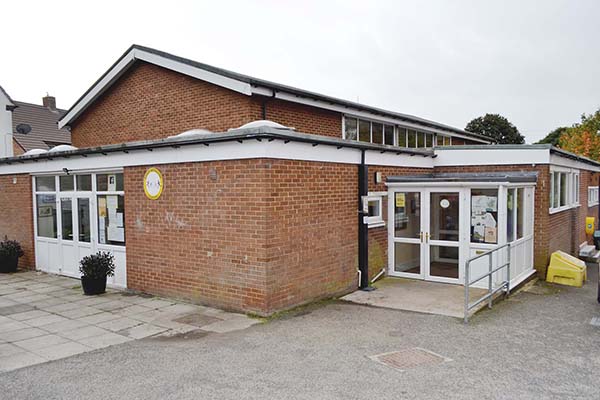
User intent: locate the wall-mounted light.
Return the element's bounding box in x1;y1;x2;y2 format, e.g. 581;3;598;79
12;177;17;184
62;168;70;175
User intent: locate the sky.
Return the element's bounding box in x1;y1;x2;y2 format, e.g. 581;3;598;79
1;0;599;143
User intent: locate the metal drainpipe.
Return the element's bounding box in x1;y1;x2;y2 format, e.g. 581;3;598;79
358;149;373;290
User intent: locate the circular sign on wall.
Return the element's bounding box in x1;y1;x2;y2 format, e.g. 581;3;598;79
144;168;163;200
440;198;450;209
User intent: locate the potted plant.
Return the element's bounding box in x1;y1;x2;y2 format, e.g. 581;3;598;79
0;238;24;273
79;251;115;295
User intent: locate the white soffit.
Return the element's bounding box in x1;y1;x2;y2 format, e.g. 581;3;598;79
433;148;550;167
549;153;600;172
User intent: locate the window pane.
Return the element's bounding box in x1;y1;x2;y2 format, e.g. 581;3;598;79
394;192;420;239
549;173;554;208
36;176;55;192
436;135;444;146
560;173;567;206
430;192;459;241
444;136;451;146
372;122;383;144
425;133;433;148
407;130;417;147
60;198;73;241
97;194;126;246
59;176;74;191
394;242;421;274
76;175;92;191
96;173;124;192
516;188;524;239
507;189;515;242
36;195;57;238
553;172;560;208
359;120;371;142
368;199;380;218
397;127;407;147
417;131;425;147
471;189;498;244
429;245;459;279
344;117;357;140
384;125;394;145
78;198;91;243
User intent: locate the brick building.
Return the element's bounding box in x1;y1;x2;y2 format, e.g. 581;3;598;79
0;45;598;315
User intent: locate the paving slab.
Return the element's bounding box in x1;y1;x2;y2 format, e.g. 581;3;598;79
13;334;71;351
58;325;111;341
77;332;132;349
10;310;53;321
97;316;143;332
33;341;91;361
118;323;168;339
0;351;47;372
0;343;26;357
201;317;261;333
0;327;48;342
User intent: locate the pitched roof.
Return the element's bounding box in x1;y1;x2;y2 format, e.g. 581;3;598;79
0;85;15;106
12;101;71;152
58;45;490;143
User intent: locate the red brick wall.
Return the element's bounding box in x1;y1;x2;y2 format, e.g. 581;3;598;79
123;158;427;314
0;174;35;269
70;61;344;148
124;160;270;313
71;62;262;148
257;98;341;138
12;140;24;156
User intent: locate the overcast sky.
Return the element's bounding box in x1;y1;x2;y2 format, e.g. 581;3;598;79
2;0;599;143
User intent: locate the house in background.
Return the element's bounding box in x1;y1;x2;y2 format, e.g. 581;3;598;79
0;85;71;157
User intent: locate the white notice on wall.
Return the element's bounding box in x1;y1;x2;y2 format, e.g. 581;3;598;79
107;225;125;242
116;213;124;227
108;175;116;191
483;213;497;228
99;217;106;244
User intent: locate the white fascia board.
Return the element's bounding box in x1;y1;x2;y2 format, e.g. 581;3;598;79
254;88;488;143
549;153;600;172
59;51;137;129
134;50;252;95
433;148;550;167
0;141;432;176
59;49;253;129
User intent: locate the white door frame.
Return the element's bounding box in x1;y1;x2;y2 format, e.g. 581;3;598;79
387;186;465;284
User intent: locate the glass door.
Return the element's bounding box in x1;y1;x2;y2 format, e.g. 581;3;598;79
425;190;462;283
390;190;425;279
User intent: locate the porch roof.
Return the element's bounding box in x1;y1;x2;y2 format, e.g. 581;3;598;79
387;171;539;183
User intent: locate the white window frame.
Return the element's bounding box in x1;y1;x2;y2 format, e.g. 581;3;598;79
366;193;385;228
589;186;599;207
549;167;581;214
342;114;438;149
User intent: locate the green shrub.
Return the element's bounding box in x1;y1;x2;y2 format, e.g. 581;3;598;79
0;238;24;259
79;251;115;279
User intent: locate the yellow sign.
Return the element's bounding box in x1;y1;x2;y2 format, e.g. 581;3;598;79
395;193;405;208
144;168;164;200
586;217;595;235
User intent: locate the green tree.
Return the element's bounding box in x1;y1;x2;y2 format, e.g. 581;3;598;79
465;113;525;144
536;127;568;146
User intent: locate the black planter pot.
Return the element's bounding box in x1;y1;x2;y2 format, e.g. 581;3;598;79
81;276;107;295
0;255;18;273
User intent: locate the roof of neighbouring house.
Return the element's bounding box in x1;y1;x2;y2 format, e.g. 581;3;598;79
12;101;71;152
57;44;490;143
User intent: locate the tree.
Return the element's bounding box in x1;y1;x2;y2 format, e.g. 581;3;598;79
536;127;568;146
465;113;525;144
558;109;600;161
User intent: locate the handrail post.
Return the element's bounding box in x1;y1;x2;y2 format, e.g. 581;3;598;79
506;242;511;297
464;259;470;324
488;253;493;309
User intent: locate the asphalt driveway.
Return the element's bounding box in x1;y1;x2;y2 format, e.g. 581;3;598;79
1;266;600;399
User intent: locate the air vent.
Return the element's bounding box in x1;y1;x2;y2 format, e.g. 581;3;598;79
16;123;32;134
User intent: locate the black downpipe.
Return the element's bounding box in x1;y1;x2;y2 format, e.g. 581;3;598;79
358;150;372;290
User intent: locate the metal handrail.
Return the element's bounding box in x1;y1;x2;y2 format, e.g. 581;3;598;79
464;243;511;324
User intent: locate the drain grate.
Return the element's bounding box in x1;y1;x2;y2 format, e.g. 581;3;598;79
369;348;451;371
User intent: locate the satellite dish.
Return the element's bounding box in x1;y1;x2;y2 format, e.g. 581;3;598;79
16;123;32;134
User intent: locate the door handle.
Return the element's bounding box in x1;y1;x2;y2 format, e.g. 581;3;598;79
425;232;430;243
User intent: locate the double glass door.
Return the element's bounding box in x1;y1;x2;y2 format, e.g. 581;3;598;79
390;188;463;283
58;195;94;277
